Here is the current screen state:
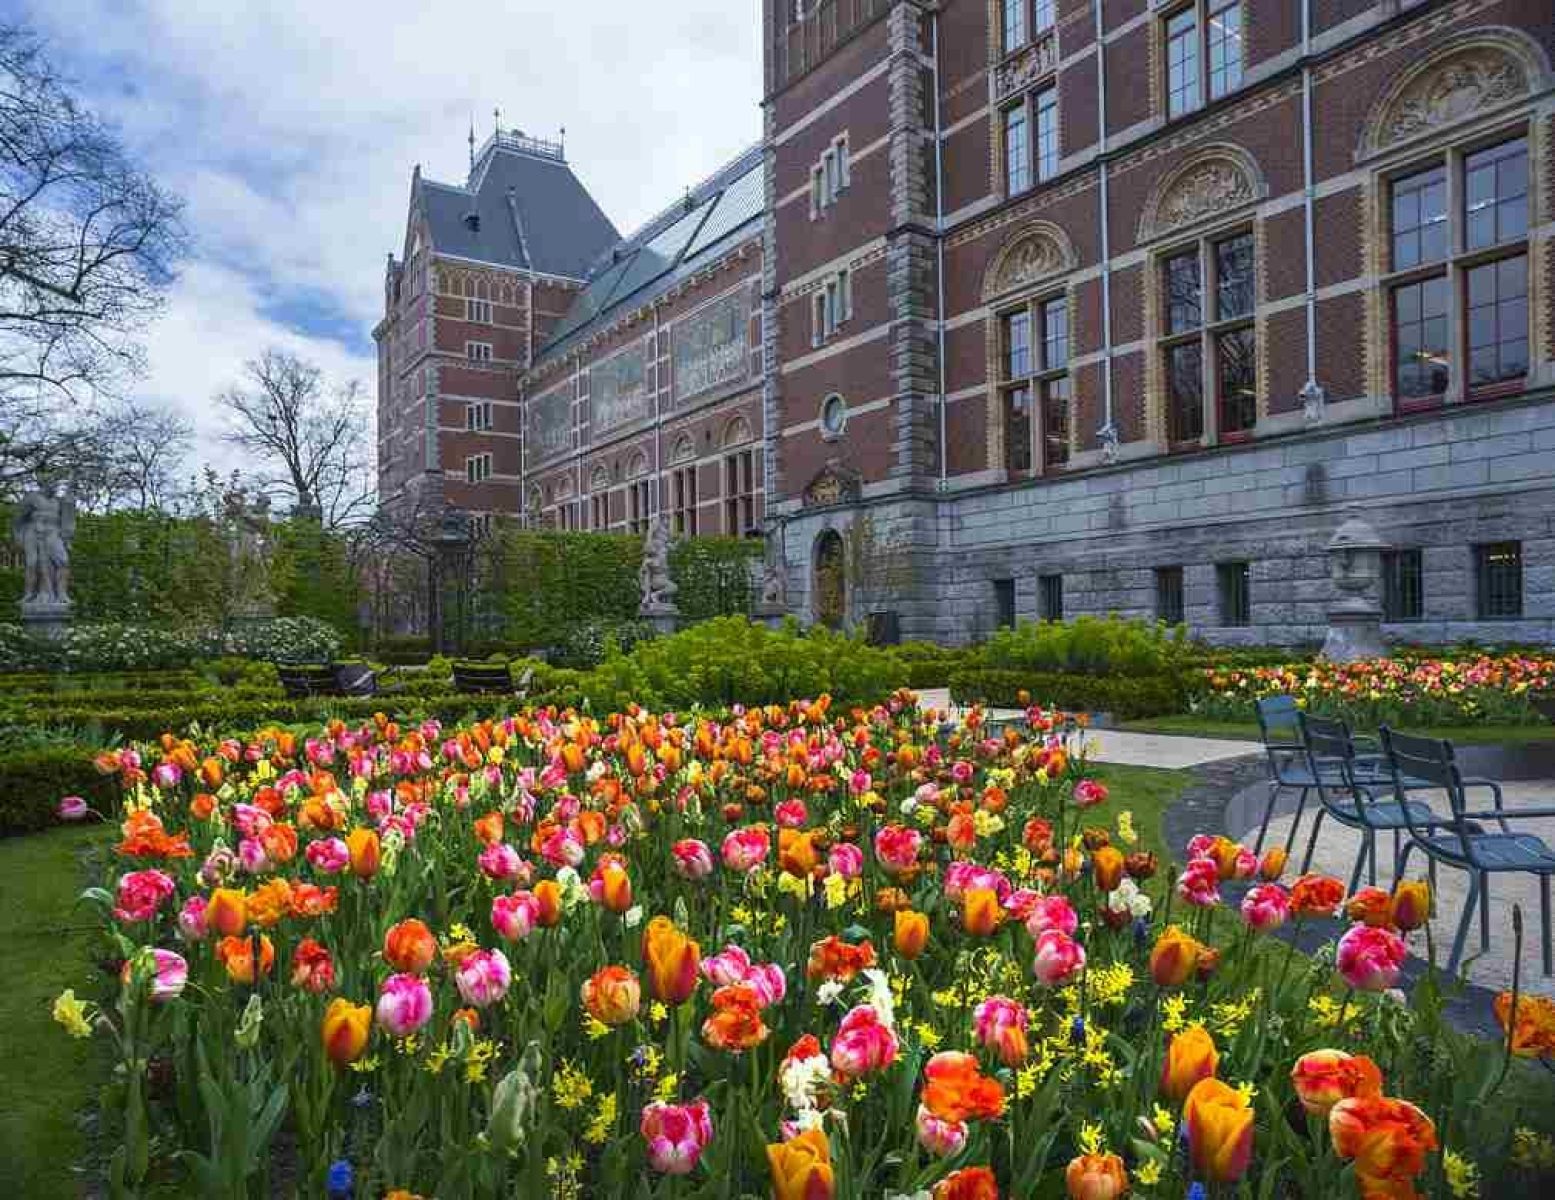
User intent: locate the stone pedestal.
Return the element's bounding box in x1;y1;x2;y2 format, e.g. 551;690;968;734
751;604;787;631
639;604;681;637
1320;512;1389;662
20;599;72;640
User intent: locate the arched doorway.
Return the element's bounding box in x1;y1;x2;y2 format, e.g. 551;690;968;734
813;530;846;629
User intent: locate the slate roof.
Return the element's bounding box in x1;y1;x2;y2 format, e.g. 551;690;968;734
534;144;764;366
416;135;620;281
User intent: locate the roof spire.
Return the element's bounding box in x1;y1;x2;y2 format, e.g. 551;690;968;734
493;106;502;138
468;116;475;172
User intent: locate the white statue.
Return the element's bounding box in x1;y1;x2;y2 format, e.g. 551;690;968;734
638;516;678;612
13;484;75;609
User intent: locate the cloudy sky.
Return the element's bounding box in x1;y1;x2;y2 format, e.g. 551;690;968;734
18;1;762;463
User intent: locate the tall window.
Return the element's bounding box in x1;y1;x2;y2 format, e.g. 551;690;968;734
1001;296;1070;473
812;270;852;345
1002;0;1028;53
466;297;493;324
1033;0;1055;33
590;492;608;531
1038;574;1064;621
993;578;1016;630
629;478;651;535
1156;566;1185;625
1217;561;1250;627
1387;136;1529;408
465;453;492;484
672;466;698;537
465;400;493;431
1165;2;1242;117
466;341;493;363
1160;229;1256;445
1382;549;1423;622
1476;541;1522;619
1004;87;1057;196
723;449;756;536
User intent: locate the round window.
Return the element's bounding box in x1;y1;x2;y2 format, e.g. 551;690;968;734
820;394;848;437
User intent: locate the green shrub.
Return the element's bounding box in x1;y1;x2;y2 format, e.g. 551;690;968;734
0;744;119;836
977;615;1190;677
667;537;763;621
551;618;655;670
948;667;1186;719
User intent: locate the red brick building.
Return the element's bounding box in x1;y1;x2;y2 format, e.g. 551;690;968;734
379;1;1555;644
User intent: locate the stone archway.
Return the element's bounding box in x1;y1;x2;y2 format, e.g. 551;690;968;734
813;529;846;629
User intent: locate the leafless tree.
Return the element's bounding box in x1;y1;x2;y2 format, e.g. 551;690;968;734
216;348;374;528
79;395;192;512
0;25;184;495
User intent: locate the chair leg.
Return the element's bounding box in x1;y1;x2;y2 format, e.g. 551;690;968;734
1348;833;1371;897
1541;874;1553;978
1283;788;1310;857
1480;872;1491;952
1447;874;1480;977
1253;782;1281;856
1301;807;1327;875
1368;835;1379;888
1428;856;1438;896
1391;829;1403;888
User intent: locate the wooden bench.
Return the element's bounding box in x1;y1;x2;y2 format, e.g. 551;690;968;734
275;662;383;699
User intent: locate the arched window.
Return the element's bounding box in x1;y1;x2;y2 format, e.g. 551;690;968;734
813;530;846;629
626;451;651;535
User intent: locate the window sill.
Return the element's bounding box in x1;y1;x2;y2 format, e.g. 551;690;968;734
1466;378;1526;404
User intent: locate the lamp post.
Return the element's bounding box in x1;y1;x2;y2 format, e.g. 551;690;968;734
428;509;473;656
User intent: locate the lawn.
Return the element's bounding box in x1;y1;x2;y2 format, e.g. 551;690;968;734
0;824;111;1198
1122;712;1555;746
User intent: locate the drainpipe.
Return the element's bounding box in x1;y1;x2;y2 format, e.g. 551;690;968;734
1301;0;1319;403
1095;0;1114;444
932;9;948;486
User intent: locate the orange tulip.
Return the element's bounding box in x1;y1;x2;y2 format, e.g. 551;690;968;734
322;997;372;1065
1389;880;1430;932
702;983;768;1051
643;915;701;1005
207;887;247;938
1184;1077;1253;1183
534;879;562;927
383;918;438;974
593;862;633;914
346;827;380;878
1329;1095;1439;1195
767;1127;835;1200
472;812;504;846
215;934;275;983
1493;991;1555;1058
1092;845;1125;893
245;878;293;928
779;828;820;877
1149;925;1208;987
893;909;929;960
581;965;641;1026
1065;1152;1128;1200
921;1050;1005;1123
933;1166;998;1200
961;887;1003;937
1290;873;1346;916
1258;846;1288;880
1160;1024;1219;1102
1345;887;1395;929
1290;1049;1383;1117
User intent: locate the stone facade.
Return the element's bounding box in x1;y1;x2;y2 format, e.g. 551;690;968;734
762;0;1555;645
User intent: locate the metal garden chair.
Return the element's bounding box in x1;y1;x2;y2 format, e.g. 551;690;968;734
1380;726;1555;978
1297;712;1444;894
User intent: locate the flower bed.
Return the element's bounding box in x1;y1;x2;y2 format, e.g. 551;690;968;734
1196;653;1555;727
58;695;1555;1196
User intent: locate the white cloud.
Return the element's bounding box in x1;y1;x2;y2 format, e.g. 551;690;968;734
18;0;761;470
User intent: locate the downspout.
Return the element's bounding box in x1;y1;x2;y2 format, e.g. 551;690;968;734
932;9;948;486
1300;0;1319;406
1094;0;1115;448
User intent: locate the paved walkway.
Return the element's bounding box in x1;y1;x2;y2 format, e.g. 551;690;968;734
1256;785;1555;998
915;688;1255;768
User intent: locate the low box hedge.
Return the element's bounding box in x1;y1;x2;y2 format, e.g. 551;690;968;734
948;667;1187;719
0;744;120;836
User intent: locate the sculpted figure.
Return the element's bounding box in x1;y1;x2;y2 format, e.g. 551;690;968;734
13;484;75;607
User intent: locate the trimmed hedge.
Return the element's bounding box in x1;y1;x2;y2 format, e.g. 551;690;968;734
0;744;119;836
948;667;1186;719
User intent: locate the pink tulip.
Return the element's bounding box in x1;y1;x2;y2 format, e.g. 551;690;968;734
973;996;1029;1067
640;1098;713;1175
830;1004;900;1077
701;944;787;1008
306;837;350;874
1336;924;1407;992
122;947;188;1002
1177;858;1222;908
671;838;714;880
1023;893;1079;939
376;973;434;1036
827;842;864;879
1073;779;1109;808
177;894;209;941
720;827;770;873
113;869;176;924
944;861;1012;902
454;948;512;1008
915;1103;968;1157
491;891;541;941
873;825;923;876
774;799;808;828
1241;884;1291;932
478;842;527;883
1032;929;1087;987
57;795;89;822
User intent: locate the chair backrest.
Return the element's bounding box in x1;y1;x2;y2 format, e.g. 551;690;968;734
453;662;513;694
1378;725;1472;856
275;663;335;698
334;663;377;697
1255;695;1302;749
1298;710;1376;809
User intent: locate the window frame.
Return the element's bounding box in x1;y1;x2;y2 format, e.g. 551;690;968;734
723;448;757;536
1155;565;1186;626
998;290;1072;475
1158;225;1258;449
465;296;493;324
1002;84;1057;197
1162;1;1244;119
1382;128;1531;413
464;452;493;485
992;578;1016;630
465;341;494;363
671;464;699;537
1038;573;1064;622
465;400;493;432
1475;540;1523;620
1381;548;1424;623
1216;560;1251;627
